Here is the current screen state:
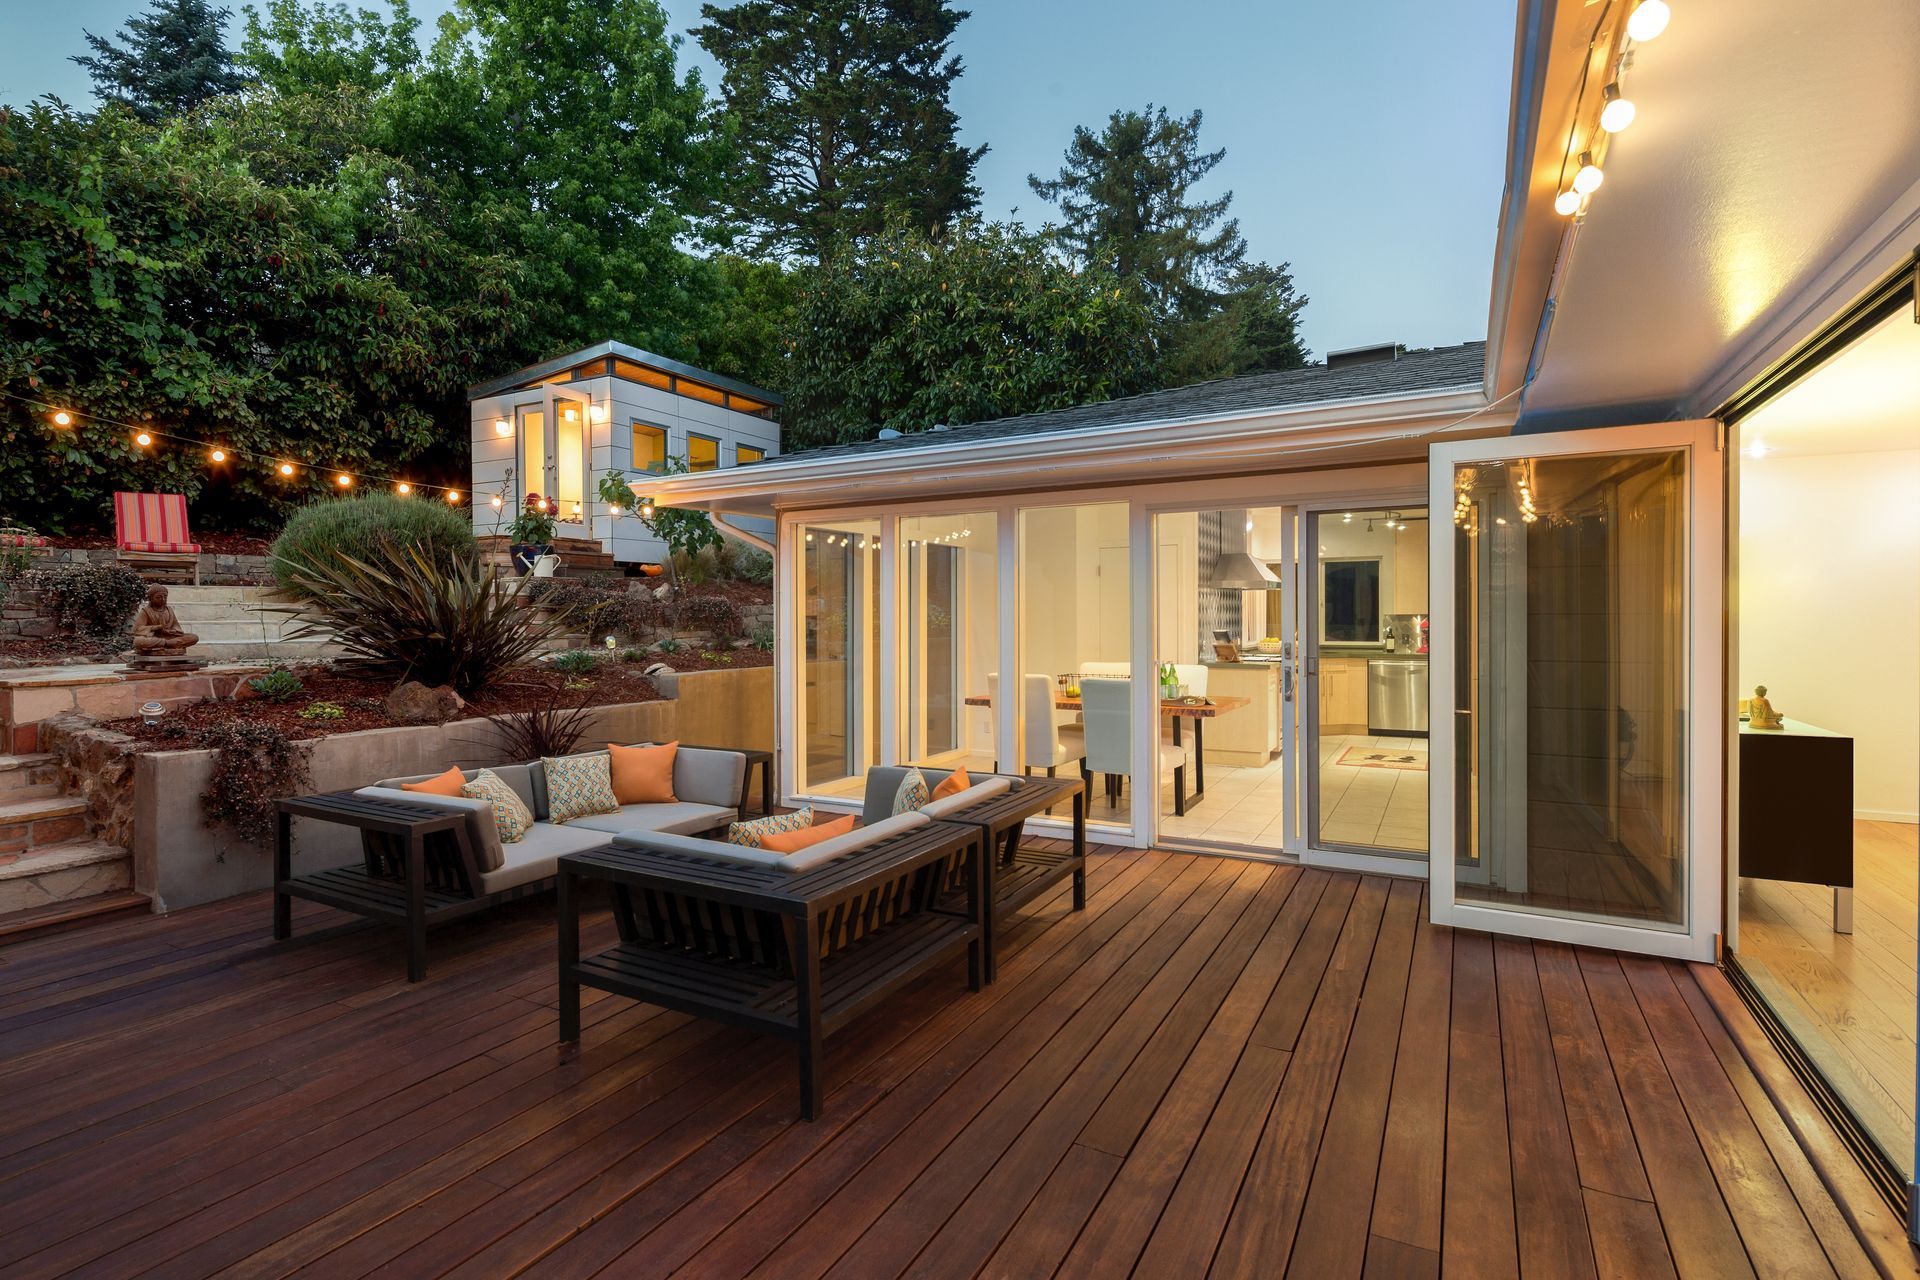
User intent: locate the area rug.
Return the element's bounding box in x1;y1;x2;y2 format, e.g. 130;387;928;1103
1336;745;1428;771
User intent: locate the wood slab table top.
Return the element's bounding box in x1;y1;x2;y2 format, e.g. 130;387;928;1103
963;692;1250;717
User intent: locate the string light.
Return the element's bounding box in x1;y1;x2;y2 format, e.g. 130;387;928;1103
50;409;72;427
278;462;296;477
570;501;582;516
490;494;504;509
335;473;353;488
445;490;461;504
1554;189;1582;217
396;482;412;495
1599;83;1636;133
209;447;227;464
134;431;153;448
1572;152;1604;195
640;501;655;518
534;498;549;512
1625;0;1670;42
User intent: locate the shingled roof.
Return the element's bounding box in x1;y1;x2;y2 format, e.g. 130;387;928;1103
781;341;1488;462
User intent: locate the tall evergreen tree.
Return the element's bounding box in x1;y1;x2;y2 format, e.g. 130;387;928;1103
1028;104;1245;321
695;0;985;265
72;0;249;122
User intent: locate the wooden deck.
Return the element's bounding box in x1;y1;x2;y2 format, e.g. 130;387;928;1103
0;846;1911;1278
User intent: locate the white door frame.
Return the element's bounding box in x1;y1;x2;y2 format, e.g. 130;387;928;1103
1427;419;1724;961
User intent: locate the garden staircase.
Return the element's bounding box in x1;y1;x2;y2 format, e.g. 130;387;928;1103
0;752;144;942
170;585;341;663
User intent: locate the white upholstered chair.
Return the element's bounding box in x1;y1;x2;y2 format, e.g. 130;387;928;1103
1081;678;1191;815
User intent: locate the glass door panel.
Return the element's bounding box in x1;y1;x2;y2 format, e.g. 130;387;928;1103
798;520;881;800
517;406;545;507
551;396;589;537
1303;506;1432;863
900;513;999;775
1430;422;1721;959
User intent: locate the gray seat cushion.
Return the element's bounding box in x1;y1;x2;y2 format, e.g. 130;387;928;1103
476;822;609;894
354;785;504;873
612;810;929;873
564;801;737;837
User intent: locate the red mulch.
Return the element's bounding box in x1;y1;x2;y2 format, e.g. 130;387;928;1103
0;635;122;666
111;662;661;747
42;532;272;556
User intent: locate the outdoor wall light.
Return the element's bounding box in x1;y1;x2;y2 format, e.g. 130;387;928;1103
1599;84;1636;133
1572;153;1605;195
494;419;511;436
1625;0;1670;42
589;404;608;424
139;701;165;727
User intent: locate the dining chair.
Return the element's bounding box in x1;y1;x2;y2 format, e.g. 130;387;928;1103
1023;674;1085;779
1082;678;1191;815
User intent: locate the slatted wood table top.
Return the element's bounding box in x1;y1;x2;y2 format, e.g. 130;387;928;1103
963;692;1251;717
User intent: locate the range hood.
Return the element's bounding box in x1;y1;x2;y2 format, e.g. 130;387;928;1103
1208;511;1280;589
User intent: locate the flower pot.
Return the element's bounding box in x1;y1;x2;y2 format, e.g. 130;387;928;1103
509;543;552;575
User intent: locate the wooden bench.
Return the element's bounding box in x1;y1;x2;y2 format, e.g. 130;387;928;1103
557;820;986;1119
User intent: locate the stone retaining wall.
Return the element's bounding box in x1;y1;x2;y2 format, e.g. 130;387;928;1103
24;547;274;585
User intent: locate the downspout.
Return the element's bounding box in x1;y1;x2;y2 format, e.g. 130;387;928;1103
1515;214;1583;430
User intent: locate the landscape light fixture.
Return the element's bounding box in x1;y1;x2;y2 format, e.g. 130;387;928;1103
1626;0;1670;42
139;700;165;727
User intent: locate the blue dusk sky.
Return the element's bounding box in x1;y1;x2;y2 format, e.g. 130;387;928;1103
0;0;1516;358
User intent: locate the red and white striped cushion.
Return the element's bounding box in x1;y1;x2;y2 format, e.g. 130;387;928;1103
114;492;199;554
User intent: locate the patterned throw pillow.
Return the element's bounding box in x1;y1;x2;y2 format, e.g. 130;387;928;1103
542;753;620;825
461;768;533;845
891;768;930;816
727;806;814;848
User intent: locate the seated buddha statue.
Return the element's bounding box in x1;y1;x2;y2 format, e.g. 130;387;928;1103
130;585;199;656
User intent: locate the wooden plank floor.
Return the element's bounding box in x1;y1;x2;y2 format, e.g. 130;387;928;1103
0;846;1910;1279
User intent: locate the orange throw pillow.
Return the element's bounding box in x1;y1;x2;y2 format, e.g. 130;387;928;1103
759;814;857;854
401;765;467;797
930;766;970;800
608;741;678;804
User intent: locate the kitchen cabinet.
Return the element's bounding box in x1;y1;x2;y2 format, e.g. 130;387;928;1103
1319;657;1370;734
1201;663;1278;766
1390;524;1429;614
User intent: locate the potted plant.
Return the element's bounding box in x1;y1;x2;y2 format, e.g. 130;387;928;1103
507;493;558;575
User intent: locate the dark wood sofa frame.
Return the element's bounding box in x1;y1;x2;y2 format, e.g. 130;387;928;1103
557;820;986;1119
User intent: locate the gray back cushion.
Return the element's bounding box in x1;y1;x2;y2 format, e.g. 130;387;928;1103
861;766;964;826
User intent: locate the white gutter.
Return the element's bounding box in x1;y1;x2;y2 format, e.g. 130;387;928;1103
644;381;1504;511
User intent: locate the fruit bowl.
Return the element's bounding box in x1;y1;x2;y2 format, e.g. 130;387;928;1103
1255;638;1283;654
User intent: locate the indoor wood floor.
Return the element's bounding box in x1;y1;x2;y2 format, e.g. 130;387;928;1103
1737;819;1918;1167
0;847;1910;1279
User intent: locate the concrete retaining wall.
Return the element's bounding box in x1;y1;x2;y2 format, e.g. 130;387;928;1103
133;666;774;912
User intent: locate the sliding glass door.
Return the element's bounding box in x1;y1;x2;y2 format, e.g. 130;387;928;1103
1428;421;1722;959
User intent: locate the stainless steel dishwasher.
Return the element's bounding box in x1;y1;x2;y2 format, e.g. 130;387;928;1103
1367;657;1429;737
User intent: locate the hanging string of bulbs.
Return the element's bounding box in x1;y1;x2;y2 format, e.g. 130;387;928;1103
1552;0;1671;219
11;391;467;505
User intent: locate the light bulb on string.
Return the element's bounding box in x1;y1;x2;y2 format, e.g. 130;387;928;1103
335;473;353;488
278;462;296;478
134;431;153;448
1572;152;1604;195
445;490;461;505
490;494;504;509
1626;0;1670;42
50;409;72;427
1554;189;1582;217
209;447;227;464
1599;84;1636;133
396;482;412;495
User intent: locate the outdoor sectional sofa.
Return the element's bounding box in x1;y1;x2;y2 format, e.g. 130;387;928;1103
271;745;746;980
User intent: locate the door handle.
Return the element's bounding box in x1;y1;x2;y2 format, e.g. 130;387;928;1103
1282;665;1294;702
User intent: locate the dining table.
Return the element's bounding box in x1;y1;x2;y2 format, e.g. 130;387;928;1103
961;690;1250;806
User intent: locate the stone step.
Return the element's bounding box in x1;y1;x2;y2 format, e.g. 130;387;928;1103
188;639;342;661
157;585;283;605
0;841;131;916
0;752;60;801
0;889;149;944
177;618;312;642
0;796;90;855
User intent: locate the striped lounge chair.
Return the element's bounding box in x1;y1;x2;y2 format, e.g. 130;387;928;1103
113;492;201;583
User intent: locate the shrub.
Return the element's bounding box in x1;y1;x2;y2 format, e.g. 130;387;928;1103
749;623;775;651
655;637;682;654
735;546;774;586
194;722;311;847
552;650;599;675
479;689;595;760
297;700;345;721
677;593;743;642
29;564;147;639
271;543;568;695
531;579;667;644
246;667;304;703
270;493;476;599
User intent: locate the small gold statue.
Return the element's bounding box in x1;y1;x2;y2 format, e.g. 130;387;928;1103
130;585;199;657
1747;684;1784;730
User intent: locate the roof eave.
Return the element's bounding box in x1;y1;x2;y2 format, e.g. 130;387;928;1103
465;340;785;406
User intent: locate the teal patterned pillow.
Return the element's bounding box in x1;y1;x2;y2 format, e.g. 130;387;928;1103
461;768;533;844
891;768;930;816
542;753;619;824
728;806;813;847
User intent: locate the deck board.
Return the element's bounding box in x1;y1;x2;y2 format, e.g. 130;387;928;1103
0;849;1898;1279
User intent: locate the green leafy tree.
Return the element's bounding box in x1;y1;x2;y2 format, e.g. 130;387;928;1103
779;219;1161;448
0;98;523;532
239;0;421;95
695;0;984;265
688;255;800;394
72;0;250;122
1028;104;1246;321
382;0;731;359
